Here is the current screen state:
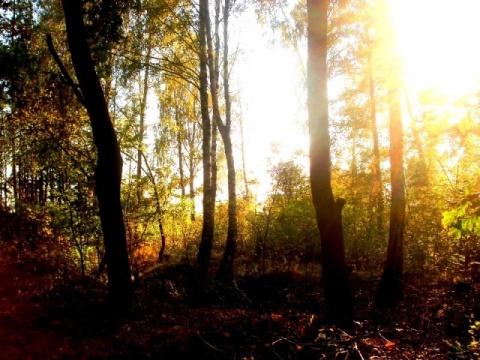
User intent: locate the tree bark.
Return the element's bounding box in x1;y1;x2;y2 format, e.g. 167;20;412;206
176;108;186;198
238;104;250;201
307;0;353;323
214;0;237;282
367;43;384;233
61;0;133;311
198;0;238;282
196;0;215;280
137;33;152;204
187;120;198;221
374;71;406;306
373;0;406;307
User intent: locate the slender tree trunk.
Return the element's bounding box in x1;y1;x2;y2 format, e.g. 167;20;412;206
211;117;218;214
187;121;197;221
61;0;133;311
196;0;215;280
362;0;383;237
307;0;353;323
202;0;237;282
367;48;384;233
217;0;238;281
143;157;167;262
350;136;359;268
176;108;186;197
374;67;406;306
238;106;250;201
12;156;18;212
403;82;429;187
137;36;152;203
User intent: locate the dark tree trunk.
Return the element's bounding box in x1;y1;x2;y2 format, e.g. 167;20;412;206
307;0;353;323
374;71;406;306
196;0;215;280
61;0;133;312
157;218;167;262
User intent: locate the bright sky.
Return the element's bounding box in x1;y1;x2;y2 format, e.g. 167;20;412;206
233;9;307;200
231;0;480;201
391;0;480;96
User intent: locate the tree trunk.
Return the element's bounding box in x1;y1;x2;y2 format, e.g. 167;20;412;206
238;104;250;201
373;0;406;307
367;45;384;233
307;0;353;323
203;0;237;283
374;71;406;306
216;136;237;281
403;81;429;187
187;120;197;221
61;0;133;312
196;0;215;280
176;108;186;197
137;34;152;204
217;0;237;282
362;0;384;238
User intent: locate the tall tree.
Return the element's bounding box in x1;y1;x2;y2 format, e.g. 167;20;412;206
196;0;216;280
136;32;153;204
374;0;406;306
307;0;353;323
374;69;405;305
60;0;133;311
215;0;238;282
365;28;384;235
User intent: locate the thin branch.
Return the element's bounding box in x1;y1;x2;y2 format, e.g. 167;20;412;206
45;33;86;107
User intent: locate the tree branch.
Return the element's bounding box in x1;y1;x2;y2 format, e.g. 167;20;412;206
45;33;86;107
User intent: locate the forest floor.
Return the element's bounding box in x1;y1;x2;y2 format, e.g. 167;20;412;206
1;246;479;359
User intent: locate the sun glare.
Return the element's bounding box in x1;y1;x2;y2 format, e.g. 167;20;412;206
390;0;480;97
233;10;308;200
233;1;480;202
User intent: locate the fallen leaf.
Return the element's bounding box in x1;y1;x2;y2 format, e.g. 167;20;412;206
385;341;396;349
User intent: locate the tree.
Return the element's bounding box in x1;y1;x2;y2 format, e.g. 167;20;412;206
307;0;353;323
363;5;385;236
374;68;405;305
213;0;238;283
60;0;133;311
374;0;406;306
196;0;216;280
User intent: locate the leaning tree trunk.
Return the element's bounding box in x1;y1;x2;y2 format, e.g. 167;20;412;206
307;0;353;323
374;69;406;306
61;0;133;311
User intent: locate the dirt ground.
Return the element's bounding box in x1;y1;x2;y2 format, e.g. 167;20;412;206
0;247;478;359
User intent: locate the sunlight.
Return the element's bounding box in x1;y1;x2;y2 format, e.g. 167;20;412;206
233;10;308;201
390;0;480;97
233;1;480;202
